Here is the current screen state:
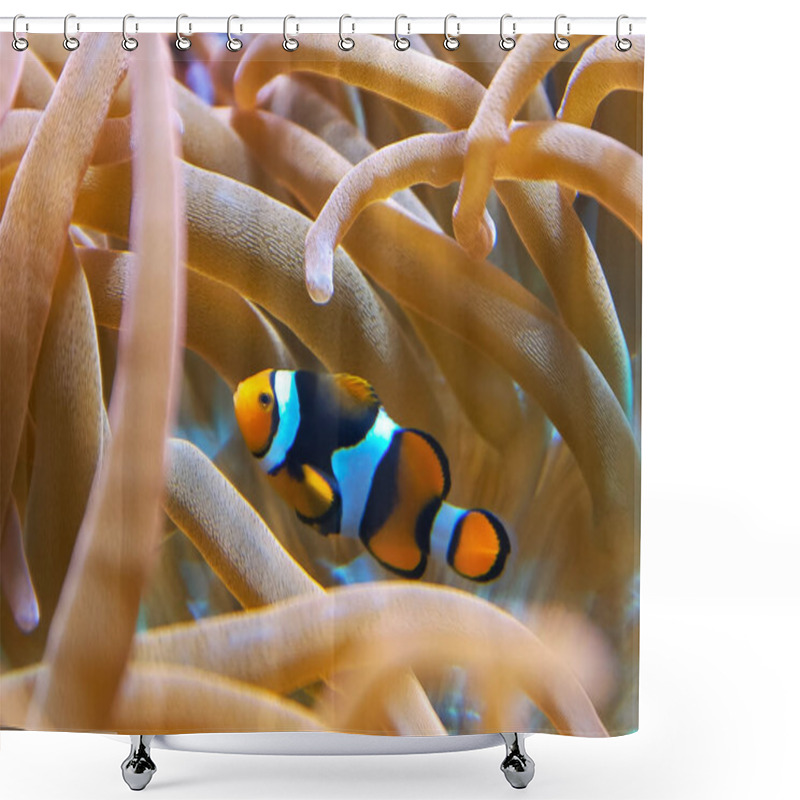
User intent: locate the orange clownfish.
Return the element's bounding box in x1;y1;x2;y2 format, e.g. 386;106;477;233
233;369;511;582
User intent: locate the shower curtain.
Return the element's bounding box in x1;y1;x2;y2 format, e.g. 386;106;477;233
0;29;643;739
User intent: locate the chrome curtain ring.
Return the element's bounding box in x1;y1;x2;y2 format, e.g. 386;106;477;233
616;14;632;51
339;14;354;51
283;15;299;51
553;14;570;51
226;14;243;51
444;14;460;51
394;14;410;51
499;14;516;50
122;14;138;51
176;13;191;50
63;13;80;51
12;14;28;51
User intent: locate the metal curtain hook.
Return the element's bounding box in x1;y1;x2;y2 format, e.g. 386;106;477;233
12;14;29;51
554;14;570;51
122;14;138;51
394;15;410;50
339;14;354;51
283;15;299;51
444;14;460;50
616;14;632;51
499;14;516;50
63;13;80;51
176;14;191;50
227;14;242;51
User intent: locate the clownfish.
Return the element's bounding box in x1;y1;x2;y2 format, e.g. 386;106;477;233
233;369;511;582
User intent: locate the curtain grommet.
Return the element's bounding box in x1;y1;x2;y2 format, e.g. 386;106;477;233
394;15;410;51
338;14;355;51
500;14;516;51
282;15;299;51
444;14;460;51
12;14;29;51
176;13;191;51
616;14;633;51
122;14;138;51
554;14;570;51
63;13;80;51
226;15;243;52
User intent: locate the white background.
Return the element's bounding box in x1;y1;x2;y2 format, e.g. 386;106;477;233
2;0;799;798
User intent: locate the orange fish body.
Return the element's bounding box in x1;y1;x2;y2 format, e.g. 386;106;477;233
234;369;511;582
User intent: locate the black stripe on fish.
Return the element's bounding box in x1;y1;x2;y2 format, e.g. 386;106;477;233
285;371;379;474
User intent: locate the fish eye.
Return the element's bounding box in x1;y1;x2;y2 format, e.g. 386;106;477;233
258;392;271;407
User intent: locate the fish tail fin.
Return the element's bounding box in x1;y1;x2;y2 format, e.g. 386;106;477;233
432;504;511;582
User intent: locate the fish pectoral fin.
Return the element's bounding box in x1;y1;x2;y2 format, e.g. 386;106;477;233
268;463;340;528
298;464;341;524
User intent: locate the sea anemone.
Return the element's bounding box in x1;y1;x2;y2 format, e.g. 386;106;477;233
0;30;643;737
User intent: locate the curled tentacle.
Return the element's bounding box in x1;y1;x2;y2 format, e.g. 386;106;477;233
1;498;39;634
73;161;445;435
452;34;591;258
304;121;641;296
558;35;645;128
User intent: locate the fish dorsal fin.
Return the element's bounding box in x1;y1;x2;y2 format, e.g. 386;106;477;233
333;373;381;409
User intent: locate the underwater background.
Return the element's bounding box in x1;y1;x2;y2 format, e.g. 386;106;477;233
0;31;642;737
